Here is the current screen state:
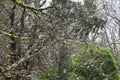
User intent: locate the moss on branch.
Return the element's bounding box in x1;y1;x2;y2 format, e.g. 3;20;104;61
10;0;52;11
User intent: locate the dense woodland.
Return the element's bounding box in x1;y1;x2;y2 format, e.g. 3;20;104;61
0;0;120;80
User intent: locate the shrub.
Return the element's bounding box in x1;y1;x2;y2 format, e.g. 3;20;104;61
41;42;119;80
71;43;119;80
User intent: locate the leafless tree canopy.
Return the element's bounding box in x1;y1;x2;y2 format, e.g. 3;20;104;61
0;0;119;80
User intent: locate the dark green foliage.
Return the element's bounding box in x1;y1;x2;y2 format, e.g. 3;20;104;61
41;43;119;80
71;43;119;80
